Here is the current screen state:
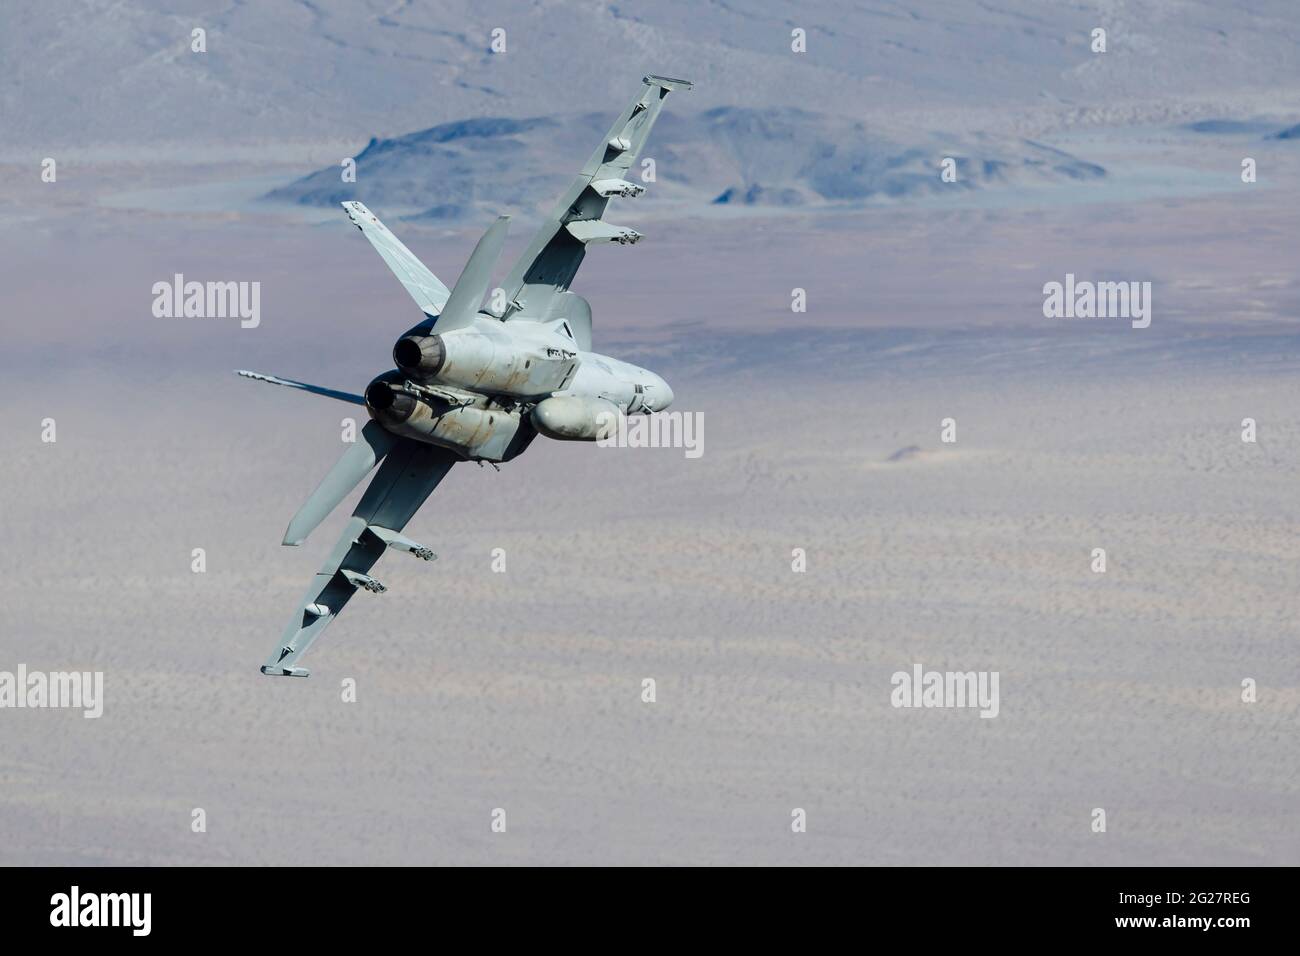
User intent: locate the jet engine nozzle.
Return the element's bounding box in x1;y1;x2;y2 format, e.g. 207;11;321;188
393;335;446;376
364;378;418;424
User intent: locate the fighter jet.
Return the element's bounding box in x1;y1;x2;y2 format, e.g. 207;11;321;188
239;75;691;676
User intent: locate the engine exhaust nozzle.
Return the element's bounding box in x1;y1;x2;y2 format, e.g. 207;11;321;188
393;335;446;375
364;380;418;424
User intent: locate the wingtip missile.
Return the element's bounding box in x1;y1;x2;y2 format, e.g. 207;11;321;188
260;664;311;678
643;74;694;92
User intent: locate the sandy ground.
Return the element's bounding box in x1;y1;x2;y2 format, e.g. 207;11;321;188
2;0;1298;862
1;204;1297;864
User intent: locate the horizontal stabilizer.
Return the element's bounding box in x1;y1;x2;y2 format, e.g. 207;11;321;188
283;421;398;546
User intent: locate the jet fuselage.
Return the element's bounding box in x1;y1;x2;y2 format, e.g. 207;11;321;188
365;315;673;462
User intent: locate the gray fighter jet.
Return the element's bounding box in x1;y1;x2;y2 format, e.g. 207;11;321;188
239;75;691;676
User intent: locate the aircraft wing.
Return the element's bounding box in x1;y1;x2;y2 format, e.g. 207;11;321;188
342;200;452;320
499;74;692;325
260;439;457;677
